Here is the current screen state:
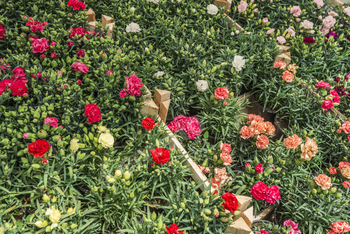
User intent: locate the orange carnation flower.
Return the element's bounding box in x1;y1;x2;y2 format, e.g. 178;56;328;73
282;70;294;83
256;135;269;149
283;134;302;151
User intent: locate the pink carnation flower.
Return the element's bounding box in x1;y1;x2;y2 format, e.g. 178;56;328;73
315;81;331;90
323;16;336;29
71;62;89;73
119;88;127;98
266;28;275;34
23;133;30;139
262;18;268;24
44;117;59;128
126;75;143;97
290;6;301;17
26;17;48;33
322;99;334;110
314;0;324;8
301;20;313;29
31;38;49;54
277;36;286;44
238;1;248;13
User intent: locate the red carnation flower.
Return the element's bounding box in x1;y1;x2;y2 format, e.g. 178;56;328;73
256;163;264;174
303;37;316;44
166;224;183;234
221;192;239;213
70;26;88;40
10;80;28;97
322;99;334;110
343;181;350;189
67;0;86;10
315;81;331;91
0;24;6;40
84;104;101;123
26;17;48;33
51;52;57;59
150;148;170;165
0;79;11;95
11;67;27;83
250;182;268;200
71;62;89;73
266;185;281;204
78;49;85;58
31;38;49;54
42;158;48;164
142;117;155;131
329;167;337;174
214;87;229;99
28;139;51;157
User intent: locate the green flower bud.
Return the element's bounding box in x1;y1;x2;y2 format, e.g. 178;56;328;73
204;209;211;215
336;193;342;199
115;170;122;179
329;187;337;194
35;220;48;228
123;171;131;180
70;223;78;229
151;211;157;221
38;130;47;139
43;194;50;202
312;189;317;196
157;216;163;229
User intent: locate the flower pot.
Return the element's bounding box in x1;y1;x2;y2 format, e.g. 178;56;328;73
249;93;276;123
273;115;288;140
251;220;272;227
252;92;279;115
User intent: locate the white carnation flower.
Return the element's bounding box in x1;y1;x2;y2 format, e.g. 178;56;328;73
99;133;115;148
207;4;218;15
232;55;245;72
51;223;58;230
196;80;209;92
153;71;165;78
131;7;136;12
45;208;53;216
126;22;141;33
70;139;79;153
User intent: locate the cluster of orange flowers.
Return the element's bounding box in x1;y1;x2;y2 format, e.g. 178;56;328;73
283;134;318;161
273;61;297;83
239;114;275;149
211;168;232;189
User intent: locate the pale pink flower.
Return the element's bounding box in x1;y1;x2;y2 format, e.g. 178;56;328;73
344;7;350;17
318;16;323;20
238;1;248;13
285;28;295;37
44;117;59;128
57;71;62;76
320;26;330;36
314;0;324;9
266;28;275;34
253;8;258;13
296;18;301;22
290;6;301;17
301;20;314;29
323;16;336;29
277;36;286;44
262;18;268;24
328;11;338;17
310;30;315;34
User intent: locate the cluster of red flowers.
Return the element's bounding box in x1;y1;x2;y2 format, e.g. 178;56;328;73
30;38;50;54
0;24;6;40
67;0;86;10
168;115;201;139
239;114;275;149
26;17;48;33
84;104;101;123
272;61;296;83
250;182;281;204
150;148;170;165
141;117;155;131
0;67;29;97
119;75;144;98
315;81;340;110
70;26;89;40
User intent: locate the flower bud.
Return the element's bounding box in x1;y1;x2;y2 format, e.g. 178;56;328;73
70;223;78;229
43;194;50;202
213;154;218;161
310;180;315;188
32;164;41;169
157;216;163;229
38;129;48;139
115;170;122;179
329;187;337;194
67;207;75;214
204;209;211;215
124;171;131;180
312;189;317;196
106;175;116;183
336;193;342;199
35;220;48;228
151;211;157;221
